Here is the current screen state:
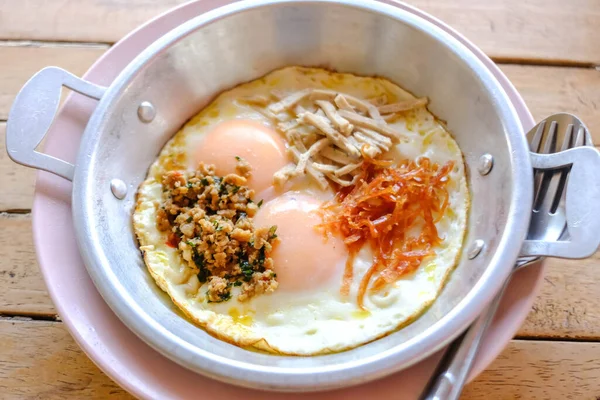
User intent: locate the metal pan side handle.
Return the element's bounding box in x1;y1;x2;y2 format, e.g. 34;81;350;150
5;67;106;181
521;147;600;259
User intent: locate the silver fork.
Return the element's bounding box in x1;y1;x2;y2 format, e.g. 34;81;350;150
528;118;587;245
421;114;595;400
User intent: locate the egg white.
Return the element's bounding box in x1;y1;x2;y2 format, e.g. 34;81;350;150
133;66;469;355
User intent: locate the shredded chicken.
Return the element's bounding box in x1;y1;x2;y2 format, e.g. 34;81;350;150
268;89;311;114
299;112;360;157
334;94;355;112
321;146;359;164
277;119;300;132
295;137;331;175
260;88;427;188
358;128;393;148
378;97;428;114
239;94;273;107
288;146;329;189
337;109;401;140
334;162;362;176
315;100;353;135
312;162;340;174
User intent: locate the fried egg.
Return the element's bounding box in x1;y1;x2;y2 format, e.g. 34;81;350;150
134;66;469;355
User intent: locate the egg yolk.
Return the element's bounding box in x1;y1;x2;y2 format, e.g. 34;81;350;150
253;192;346;292
194;119;288;193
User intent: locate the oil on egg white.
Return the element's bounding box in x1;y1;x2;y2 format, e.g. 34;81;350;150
133;66;469;355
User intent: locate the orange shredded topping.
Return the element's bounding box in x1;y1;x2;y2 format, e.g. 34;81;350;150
317;155;454;309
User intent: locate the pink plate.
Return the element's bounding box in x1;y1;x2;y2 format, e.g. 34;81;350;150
32;1;541;398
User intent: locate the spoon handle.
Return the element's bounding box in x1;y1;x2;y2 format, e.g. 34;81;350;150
419;277;510;400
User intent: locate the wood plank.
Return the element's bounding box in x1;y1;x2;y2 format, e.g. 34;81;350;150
0;0;598;63
0;44;107;121
463;340;600;399
2;319;599;399
519;252;600;340
0;124;36;211
413;0;600;65
501;64;600;142
0;0;188;43
0;213;55;316
0;319;132;399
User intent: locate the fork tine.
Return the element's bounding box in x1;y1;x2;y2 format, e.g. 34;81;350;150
552;122;592;233
575;125;585;147
533;121;558;209
584;127;593;146
529;115;590;243
532;169;545;210
544;121;558;153
551;125;574;214
560;124;573;151
530;121;546;152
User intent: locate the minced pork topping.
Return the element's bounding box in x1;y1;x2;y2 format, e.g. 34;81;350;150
156;160;278;303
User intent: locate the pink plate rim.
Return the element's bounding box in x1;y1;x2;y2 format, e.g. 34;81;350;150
31;0;542;398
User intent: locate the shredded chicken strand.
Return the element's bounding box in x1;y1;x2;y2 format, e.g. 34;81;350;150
239;94;273;107
315;100;354;135
311;162;340;174
321;145;359;163
377;97;429;114
268;89;311;114
354;131;389;153
288;146;329;189
334;94;356;112
334;162;363;177
295;137;331;175
337;109;402;140
357;128;393;148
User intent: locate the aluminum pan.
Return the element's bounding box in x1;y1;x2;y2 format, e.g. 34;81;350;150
72;0;531;391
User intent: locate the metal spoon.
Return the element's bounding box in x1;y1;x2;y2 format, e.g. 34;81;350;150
421;114;594;400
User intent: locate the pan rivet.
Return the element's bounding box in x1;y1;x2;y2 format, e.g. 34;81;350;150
110;179;127;200
138;101;156;123
477;154;494;175
467;240;485;259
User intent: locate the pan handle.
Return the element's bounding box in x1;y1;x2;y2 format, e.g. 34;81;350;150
520;146;600;259
5;67;106;181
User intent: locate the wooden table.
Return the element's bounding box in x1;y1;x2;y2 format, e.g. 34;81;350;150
1;1;599;398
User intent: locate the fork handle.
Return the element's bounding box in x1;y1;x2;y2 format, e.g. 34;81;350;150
521;147;600;259
419;270;515;400
419;255;539;400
